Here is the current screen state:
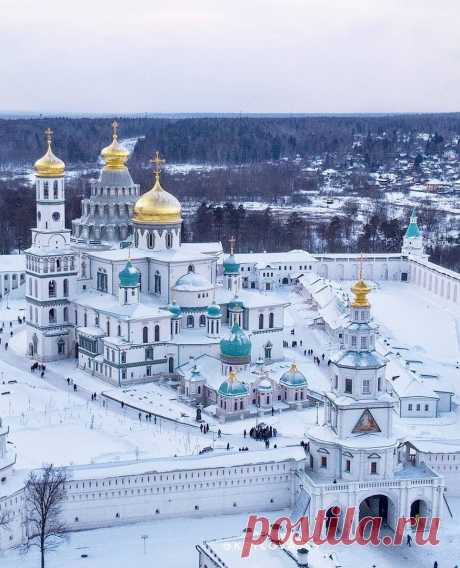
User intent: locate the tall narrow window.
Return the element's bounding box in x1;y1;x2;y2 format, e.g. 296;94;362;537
143;326;148;343
269;312;274;328
345;378;353;394
154;324;160;342
48;280;56;298
258;314;264;330
63;279;69;297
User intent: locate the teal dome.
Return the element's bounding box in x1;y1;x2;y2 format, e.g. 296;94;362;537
228;296;244;311
119;260;140;287
168;300;182;318
220;323;251;359
279;363;307;387
224;254;240;274
218;373;249;397
207;301;222;318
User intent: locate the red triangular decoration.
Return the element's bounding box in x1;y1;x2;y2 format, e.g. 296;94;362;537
352;409;381;433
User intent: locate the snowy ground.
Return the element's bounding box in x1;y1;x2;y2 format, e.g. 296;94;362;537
1;500;459;568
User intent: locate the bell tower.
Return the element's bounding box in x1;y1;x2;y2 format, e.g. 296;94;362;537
25;129;77;362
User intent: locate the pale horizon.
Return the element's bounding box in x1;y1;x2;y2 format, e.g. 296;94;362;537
1;0;459;114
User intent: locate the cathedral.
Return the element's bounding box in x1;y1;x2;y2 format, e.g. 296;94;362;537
25;126;307;412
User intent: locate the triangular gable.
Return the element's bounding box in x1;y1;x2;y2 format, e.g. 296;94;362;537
352;409;381;434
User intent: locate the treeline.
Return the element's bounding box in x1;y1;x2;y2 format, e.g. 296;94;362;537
1;114;460;166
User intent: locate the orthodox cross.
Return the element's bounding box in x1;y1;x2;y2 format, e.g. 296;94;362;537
229;235;236;255
45;127;53;145
112;120;118;139
358;253;365;280
151;151;166;181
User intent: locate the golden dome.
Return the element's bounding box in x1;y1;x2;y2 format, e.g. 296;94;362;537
34;128;65;177
100;121;129;171
351;257;371;307
132;152;182;224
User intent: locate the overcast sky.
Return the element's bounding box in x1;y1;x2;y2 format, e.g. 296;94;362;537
1;0;459;114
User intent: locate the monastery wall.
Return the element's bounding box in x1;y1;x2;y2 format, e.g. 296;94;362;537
408;257;460;304
0;453;303;551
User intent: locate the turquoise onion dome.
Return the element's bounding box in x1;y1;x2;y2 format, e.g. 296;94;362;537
207;301;222;318
220;323;251;359
168;300;182;318
119;259;140;287
279;363;307;387
218;371;249;397
228;296;244;311
223;253;240;274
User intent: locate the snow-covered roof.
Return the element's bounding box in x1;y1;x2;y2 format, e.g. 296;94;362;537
72;291;169;320
0;254;25;272
234;249;317;267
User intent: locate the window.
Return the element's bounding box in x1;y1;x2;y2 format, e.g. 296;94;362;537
264;343;272;360
370;462;378;475
378;377;381;391
187;315;194;328
320;456;327;468
147;232;155;249
424;404;429;411
408;403;413;411
63;279;69;297
145;347;153;360
121;352;126;363
52;211;60;222
146;366;152;377
43;181;49;199
258;314;264;330
53;180;59;199
362;379;370;395
345;378;352;394
416;404;421;411
97;269;108;293
360;336;368;350
334;375;338;389
154;271;161;295
63;307;68;322
345;459;351;473
199;314;206;327
188;264;195;273
48;280;57;298
154;324;160;342
351;336;357;347
57;338;65;354
143;326;149;343
166;232;173;249
269;312;274;328
49;308;56;324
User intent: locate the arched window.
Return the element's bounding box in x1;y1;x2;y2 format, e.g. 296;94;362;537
166;232;173;249
63;307;69;322
117;325;121;337
43;181;49;199
147;232;155;249
258;314;264;330
97;269;108;292
53;180;59;199
199;314;206;327
48;280;56;298
154;271;161;295
134;231;139;248
84;312;88;326
63;279;69;297
154;325;160;342
49;308;56;324
264;342;272;359
143;326;149;343
187;315;194;328
188;264;195;273
106;320;110;336
269;312;274;328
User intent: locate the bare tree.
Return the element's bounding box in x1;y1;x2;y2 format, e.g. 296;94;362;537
0;509;11;528
23;464;68;568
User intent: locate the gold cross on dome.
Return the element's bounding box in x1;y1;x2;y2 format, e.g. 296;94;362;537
45;127;53;144
112;120;118;139
229;235;236;255
151;151;166;180
358;253;364;280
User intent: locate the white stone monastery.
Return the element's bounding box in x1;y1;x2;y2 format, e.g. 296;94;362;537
0;126;456;553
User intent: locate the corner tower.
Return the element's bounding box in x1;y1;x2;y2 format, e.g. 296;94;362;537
402;209;426;259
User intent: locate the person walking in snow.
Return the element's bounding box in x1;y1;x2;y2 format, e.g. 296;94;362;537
406;534;412;547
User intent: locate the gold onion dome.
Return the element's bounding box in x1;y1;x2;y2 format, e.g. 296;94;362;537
351;257;371;308
34;128;65;177
133;152;182;224
100;121;129;170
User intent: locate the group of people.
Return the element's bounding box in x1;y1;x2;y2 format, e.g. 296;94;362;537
199;422;210;434
248;424;277;440
303;348;331;367
31;362;46;378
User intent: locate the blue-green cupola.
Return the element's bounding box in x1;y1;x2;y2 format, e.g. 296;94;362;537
119;259;140;288
207;300;222;318
280;363;307;387
218;371;249;397
224;236;241;294
168;300;182;319
220;323;251;366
